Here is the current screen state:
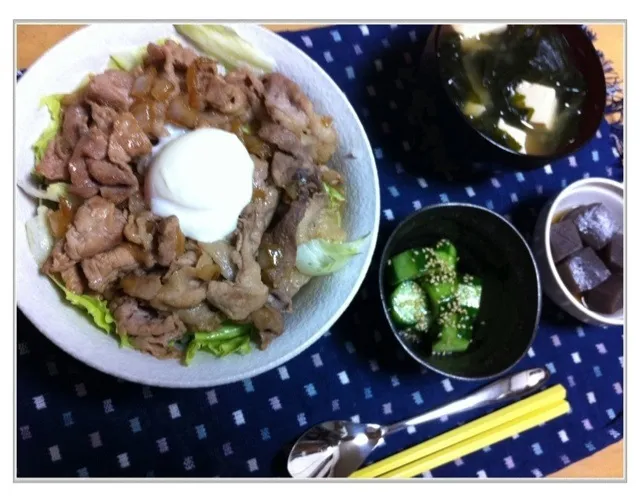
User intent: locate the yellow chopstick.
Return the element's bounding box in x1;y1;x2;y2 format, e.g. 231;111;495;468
350;384;567;479
380;400;569;478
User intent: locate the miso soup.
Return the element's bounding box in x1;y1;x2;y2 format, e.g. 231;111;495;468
438;24;587;156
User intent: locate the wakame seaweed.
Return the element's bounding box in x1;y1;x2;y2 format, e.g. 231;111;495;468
438;25;587;155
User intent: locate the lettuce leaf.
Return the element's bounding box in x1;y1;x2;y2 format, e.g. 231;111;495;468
296;234;369;276
323;182;346;228
32;75;97;168
118;330;133;349
184;322;254;365
33;94;64;164
324;182;346;205
49;276;115;334
202;336;252;357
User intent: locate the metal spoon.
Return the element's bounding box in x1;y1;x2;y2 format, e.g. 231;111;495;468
287;367;550;478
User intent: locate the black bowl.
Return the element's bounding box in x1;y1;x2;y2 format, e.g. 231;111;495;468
378;203;542;381
419;24;606;171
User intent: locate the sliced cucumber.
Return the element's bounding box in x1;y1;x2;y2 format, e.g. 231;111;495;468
431;297;471;355
389;249;430;285
389;281;431;328
423;279;457;308
456;275;483;341
388;241;457;286
434;239;458;269
432;325;471;354
417;240;458;314
457;275;482;309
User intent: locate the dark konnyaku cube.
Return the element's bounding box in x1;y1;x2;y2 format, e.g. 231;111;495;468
550;219;583;263
601;233;624;272
556;247;611;295
563;203;619;250
585;274;623;314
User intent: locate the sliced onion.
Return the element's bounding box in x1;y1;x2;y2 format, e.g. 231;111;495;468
131;99;167;138
25;206;54;266
167;95;199;129
131;67;157;98
18;181;71;202
199;240;237;280
295;235;369;277
151;77;177;102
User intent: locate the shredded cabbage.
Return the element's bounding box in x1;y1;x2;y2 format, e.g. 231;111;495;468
49;276;116;334
108;38;170;71
324;182;346;204
25;205;55;266
174;24;276;73
32;94;63;164
323;182;346;228
108;48;148;71
27;203;118;336
32;75;92;168
18;181;72;203
118;330;133;349
184;323;254;365
296;235;369;276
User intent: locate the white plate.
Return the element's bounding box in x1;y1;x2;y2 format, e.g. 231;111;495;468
16;23;380;388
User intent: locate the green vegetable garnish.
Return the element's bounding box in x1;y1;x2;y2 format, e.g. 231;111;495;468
322;182;346;227
49;276;115;334
296;235;368;277
118;330;133;349
32;75;93;168
324;182;346;205
184;322;255;365
32;94;63;164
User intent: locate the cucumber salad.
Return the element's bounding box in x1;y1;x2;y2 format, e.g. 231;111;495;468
386;239;483;355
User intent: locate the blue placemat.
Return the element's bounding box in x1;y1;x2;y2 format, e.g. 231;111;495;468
16;24;624;478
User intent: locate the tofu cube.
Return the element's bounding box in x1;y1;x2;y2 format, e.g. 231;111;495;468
515;81;558;130
497;118;528;153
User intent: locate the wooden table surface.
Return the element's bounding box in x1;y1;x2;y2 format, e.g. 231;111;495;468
15;23;624;480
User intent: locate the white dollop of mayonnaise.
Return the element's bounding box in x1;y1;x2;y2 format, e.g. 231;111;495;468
145;128;254;243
